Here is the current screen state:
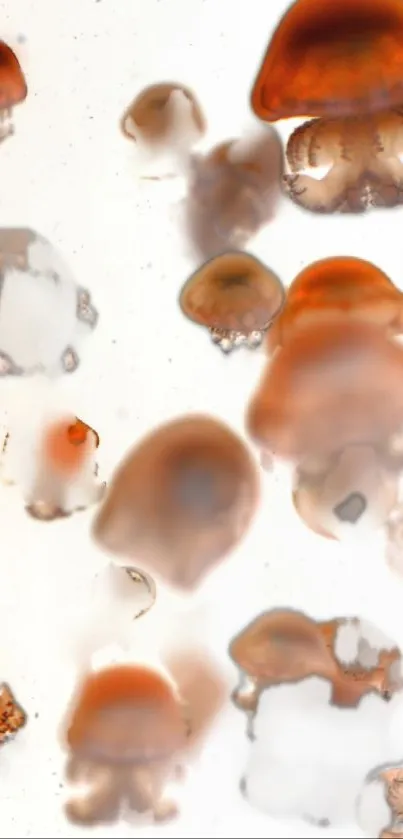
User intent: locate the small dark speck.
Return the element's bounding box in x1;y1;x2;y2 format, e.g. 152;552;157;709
168;357;172;363
59;783;64;789
17;34;27;44
34;712;39;718
112;339;116;344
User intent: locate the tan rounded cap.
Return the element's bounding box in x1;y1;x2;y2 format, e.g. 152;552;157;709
92;414;259;590
247;320;403;462
180;251;285;333
121;82;205;142
0;42;27;109
66;664;186;763
251;0;403;121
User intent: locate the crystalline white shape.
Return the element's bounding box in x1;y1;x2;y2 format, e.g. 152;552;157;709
0;228;98;377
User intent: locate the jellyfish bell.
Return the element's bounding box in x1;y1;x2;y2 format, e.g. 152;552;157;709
293;444;399;541
66;665;187;765
251;0;403;123
247;320;403;464
185;129;283;258
267;257;403;353
121;82;206;175
180;252;285;353
0;41;27;141
92;414;259;591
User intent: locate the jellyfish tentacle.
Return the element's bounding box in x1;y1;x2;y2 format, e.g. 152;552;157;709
65;761;120;826
285;163;357;213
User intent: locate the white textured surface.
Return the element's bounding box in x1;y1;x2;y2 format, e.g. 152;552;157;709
0;0;403;837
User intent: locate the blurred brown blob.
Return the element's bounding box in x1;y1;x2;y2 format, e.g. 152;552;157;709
121;82;205;153
251;0;403;214
267;257;403;353
92;414;259;591
247;320;403;464
251;0;403;123
285;112;403;212
229;609;401;725
180;251;285;353
0;683;26;743
64;656;225;825
0;42;27;142
26;415;102;522
185;130;283;258
292;445;399;541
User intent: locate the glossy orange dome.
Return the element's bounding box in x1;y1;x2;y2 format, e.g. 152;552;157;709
251;0;403;121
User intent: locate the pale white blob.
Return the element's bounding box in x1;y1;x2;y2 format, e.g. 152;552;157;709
356;774;392;837
334;620;360;666
244;675;403;832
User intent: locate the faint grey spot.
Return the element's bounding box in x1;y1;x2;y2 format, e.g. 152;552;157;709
333;492;367;524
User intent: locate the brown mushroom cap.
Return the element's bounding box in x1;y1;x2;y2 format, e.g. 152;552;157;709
229;609;338;685
247;320;403;461
0;42;27;109
251;0;403;122
268;257;403;352
92;415;259;590
66;665;186;764
180;252;285;334
121;82;205;143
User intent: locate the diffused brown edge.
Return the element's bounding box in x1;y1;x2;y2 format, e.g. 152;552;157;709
166;652;227;750
120;82;207;141
249;2;294;122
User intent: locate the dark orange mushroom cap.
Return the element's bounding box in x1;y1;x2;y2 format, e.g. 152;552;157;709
251;0;403;121
66;665;186;764
0;42;27;108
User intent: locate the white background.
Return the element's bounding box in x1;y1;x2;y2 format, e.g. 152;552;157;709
0;0;401;836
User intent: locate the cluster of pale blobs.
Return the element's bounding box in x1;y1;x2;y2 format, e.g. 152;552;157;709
4;1;403;836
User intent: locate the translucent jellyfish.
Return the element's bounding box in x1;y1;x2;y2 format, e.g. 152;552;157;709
0;683;26;744
0;42;27;142
185;129;283;258
285;112;403;212
0;228;98;376
180;251;285;353
92;414;259;590
246;320;403;464
64;654;225;825
121;82;205;172
250;0;403;212
24;415;104;521
267;257;403;353
292;444;400;541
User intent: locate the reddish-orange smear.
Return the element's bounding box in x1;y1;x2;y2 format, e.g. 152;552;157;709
251;0;403;121
42;417;97;476
0;42;27;108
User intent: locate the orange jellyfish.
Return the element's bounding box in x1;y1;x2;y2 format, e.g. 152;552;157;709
185;129;283;257
267;257;403;354
251;0;403;212
64;655;225;825
229;609;401;733
121;82;205;170
0;42;27;142
26;416;103;521
180;251;285;353
92;414;259;590
247;320;403;464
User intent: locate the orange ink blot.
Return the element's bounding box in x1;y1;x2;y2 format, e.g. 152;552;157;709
42;417;96;477
180;251;285;353
92;414;259;590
